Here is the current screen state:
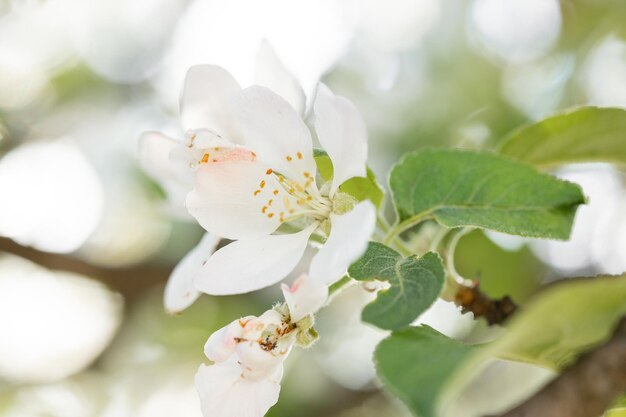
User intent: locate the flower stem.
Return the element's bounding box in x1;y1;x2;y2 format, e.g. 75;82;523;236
382;212;432;246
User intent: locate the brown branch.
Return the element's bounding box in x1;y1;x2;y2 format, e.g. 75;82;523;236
454;280;517;325
0;236;173;301
494;316;626;417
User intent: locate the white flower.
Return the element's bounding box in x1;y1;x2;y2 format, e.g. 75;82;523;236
185;79;376;295
196;274;325;417
139;41;376;297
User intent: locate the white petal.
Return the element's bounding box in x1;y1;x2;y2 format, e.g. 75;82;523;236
195;362;282;417
186;159;288;240
137;131;193;202
164;233;221;314
204;317;251;363
309;201;376;285
137;131;179;180
255;40;306;116
194;224;317;295
137;132;192;214
180;65;242;140
281;274;328;322
236;345;288;381
233;86;316;181
313;84;368;197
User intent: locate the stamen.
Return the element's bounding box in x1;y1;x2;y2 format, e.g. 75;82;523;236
297;152;303;160
267;213;275;218
262;206;268;214
254;190;261;196
273;189;279;195
286;155;293;162
201;153;209;163
260;180;266;188
266;168;273;175
268;199;273;206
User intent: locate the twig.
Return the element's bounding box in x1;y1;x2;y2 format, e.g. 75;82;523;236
454;280;518;325
0;236;172;301
494;316;626;417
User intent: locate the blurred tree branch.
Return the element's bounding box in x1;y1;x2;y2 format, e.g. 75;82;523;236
0;236;171;301
494;316;626;417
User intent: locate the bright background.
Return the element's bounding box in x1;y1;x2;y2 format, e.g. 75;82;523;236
1;0;626;416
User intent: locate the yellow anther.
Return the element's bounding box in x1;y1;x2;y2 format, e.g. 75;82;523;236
273;189;279;195
297;198;306;205
303;172;310;178
268;199;273;206
297;152;303;159
266;168;273;175
254;190;261;196
260;180;266;188
306;196;312;201
267;213;275;218
262;206;268;214
200;153;209;163
286;155;293;162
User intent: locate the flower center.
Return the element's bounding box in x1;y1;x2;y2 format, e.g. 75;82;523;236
252;158;333;225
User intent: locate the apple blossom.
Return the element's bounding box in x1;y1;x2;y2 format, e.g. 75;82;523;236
196;274;326;417
186;80;376;295
139;40;376;298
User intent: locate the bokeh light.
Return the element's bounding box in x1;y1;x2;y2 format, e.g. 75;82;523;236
0;255;122;383
0;140;103;253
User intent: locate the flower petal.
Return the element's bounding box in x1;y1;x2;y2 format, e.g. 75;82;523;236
309;201;376;285
204;317;251;363
313;84;368;197
137;131;193;219
164;233;221;314
180;65;242;140
186;159;289;240
195;361;282;417
138;131;193;198
194;224;317;295
255;40;306;116
281;274;328;322
233;86;316;181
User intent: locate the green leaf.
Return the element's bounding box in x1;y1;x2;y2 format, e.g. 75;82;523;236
481;275;626;370
348;242;444;330
606;396;626;417
375;275;626;417
314;148;384;207
499;106;626;167
389;149;585;239
375;326;475;417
